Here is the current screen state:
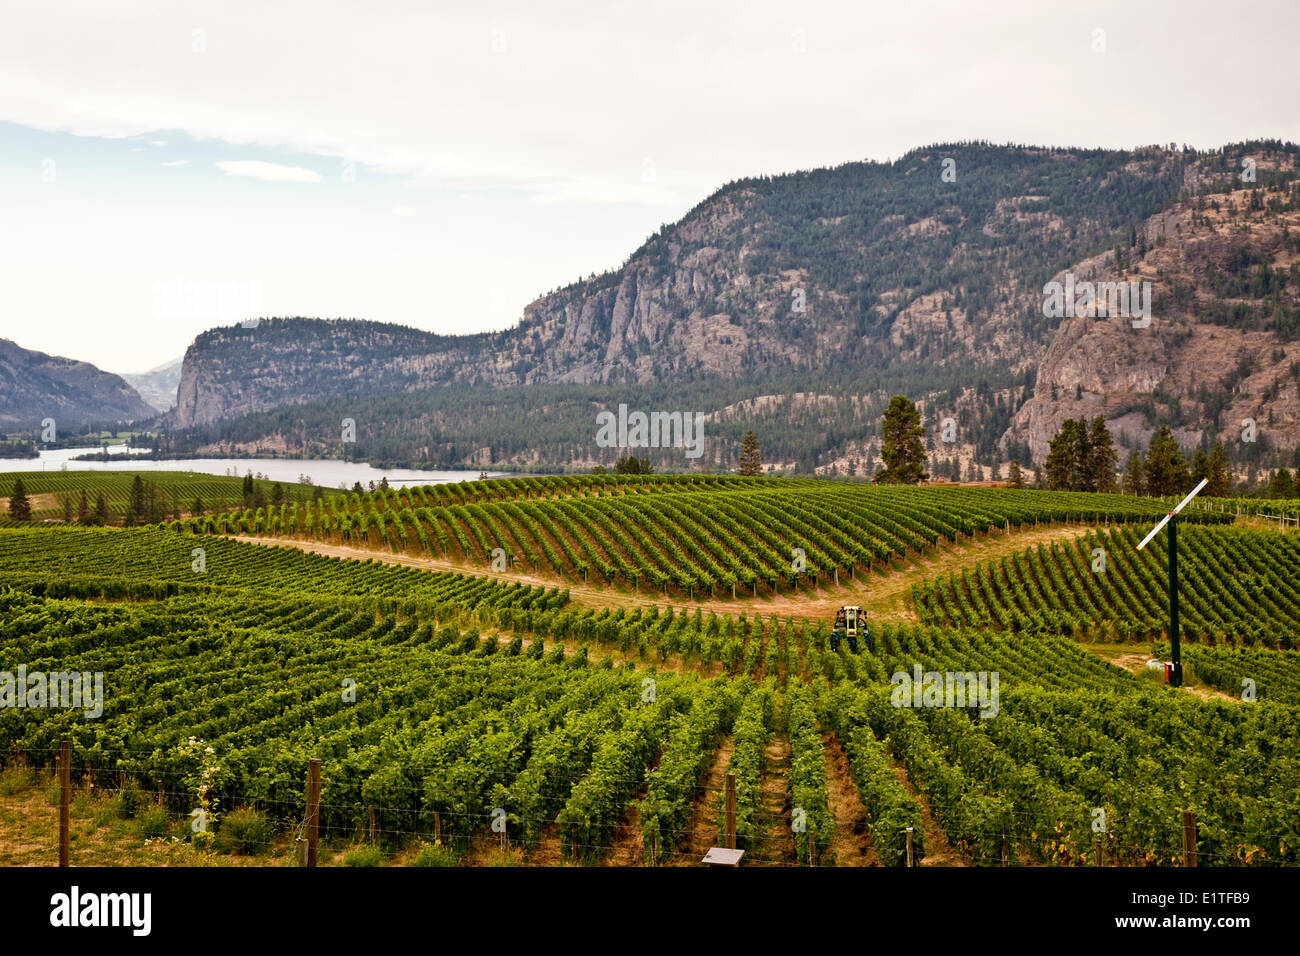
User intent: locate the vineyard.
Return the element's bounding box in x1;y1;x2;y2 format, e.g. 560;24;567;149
161;480;1229;598
0;470;342;524
2;475;1298;867
913;525;1300;644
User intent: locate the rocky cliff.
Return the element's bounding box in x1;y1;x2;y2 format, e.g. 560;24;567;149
165;141;1300;473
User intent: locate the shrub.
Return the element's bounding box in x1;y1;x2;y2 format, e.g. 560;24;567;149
214;807;274;855
136;806;171;839
343;845;384;867
411;841;458;867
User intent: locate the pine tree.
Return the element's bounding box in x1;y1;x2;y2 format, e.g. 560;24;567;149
1008;459;1025;489
874;396;928;485
1268;468;1295;499
1088;416;1118;492
7;478;31;521
93;492;109;525
737;431;763;476
126;475;146;527
1206;441;1232;497
76;490;89;522
192;497;205;517
1143;426;1189;496
1122;450;1144;495
1190;446;1209;485
1044;419;1081;490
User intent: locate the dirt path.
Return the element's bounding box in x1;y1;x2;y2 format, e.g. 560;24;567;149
757;735;795;865
676;735;733;864
233;522;1094;625
822;733;878;867
887;763;966;867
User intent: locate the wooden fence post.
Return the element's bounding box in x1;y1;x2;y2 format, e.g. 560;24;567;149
905;827;914;867
1181;810;1197;868
59;739;71;868
725;773;737;850
306;758;321;868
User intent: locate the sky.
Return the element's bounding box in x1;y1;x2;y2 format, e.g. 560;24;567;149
0;0;1297;376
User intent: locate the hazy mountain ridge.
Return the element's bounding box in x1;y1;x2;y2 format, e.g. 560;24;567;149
0;338;157;428
157;141;1300;472
121;357;184;412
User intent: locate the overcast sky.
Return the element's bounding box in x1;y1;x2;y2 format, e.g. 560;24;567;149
1;0;1297;375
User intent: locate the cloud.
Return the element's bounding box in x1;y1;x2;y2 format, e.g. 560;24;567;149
161;159;190;167
214;160;321;183
149;140;167;147
391;204;413;216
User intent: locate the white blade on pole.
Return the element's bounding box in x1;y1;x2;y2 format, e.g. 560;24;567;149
1136;478;1209;551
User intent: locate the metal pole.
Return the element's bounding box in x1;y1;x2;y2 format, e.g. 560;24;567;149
1168;516;1182;687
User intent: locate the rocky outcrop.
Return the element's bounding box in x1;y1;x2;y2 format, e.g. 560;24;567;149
1005;170;1300;462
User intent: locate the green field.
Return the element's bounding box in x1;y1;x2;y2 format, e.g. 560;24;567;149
0;470;344;525
2;473;1298;867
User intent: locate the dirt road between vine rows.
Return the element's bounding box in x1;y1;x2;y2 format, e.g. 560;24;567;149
233;522;1093;624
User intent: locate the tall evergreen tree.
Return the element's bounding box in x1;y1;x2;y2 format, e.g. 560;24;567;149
874;396;928;485
1206;441;1232;497
737;430;763;476
7;478;31;521
1008;459;1025;489
76;489;89;522
1143;426;1189;496
1267;468;1295;499
1087;416;1118;492
126;475;146;526
1044;418;1081;490
1190;446;1209;485
1122;450;1144;495
93;492;109;525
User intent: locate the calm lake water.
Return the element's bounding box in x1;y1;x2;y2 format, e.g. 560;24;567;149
1;448;506;488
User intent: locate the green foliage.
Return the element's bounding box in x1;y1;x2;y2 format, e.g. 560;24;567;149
875;396;928;485
214;807;274;855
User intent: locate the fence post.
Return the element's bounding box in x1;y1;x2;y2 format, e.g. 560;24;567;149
1181;810;1197;868
905;827;914;867
306;758;321;868
59;739;71;868
725;772;737;850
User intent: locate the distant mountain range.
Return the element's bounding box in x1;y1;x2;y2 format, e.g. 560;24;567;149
9;140;1300;476
121;358;184;413
0;338;156;428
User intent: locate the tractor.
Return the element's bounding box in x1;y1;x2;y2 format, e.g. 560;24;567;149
831;606;869;652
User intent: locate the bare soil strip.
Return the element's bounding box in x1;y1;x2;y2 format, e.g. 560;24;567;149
886;763;966;867
673;735;733;865
822;733;878;867
234;523;1093;625
757;735;795;865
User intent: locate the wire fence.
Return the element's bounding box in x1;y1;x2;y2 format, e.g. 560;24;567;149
0;744;1272;869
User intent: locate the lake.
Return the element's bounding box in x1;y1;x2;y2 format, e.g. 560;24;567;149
0;448;508;489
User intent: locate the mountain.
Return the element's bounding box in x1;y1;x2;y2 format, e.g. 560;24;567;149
0;338;158;428
1007;160;1300;466
121;358;184;413
164;141;1300;474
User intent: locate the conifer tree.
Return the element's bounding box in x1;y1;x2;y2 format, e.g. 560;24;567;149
874;396;928;485
7;478;31;521
737;430;763;476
